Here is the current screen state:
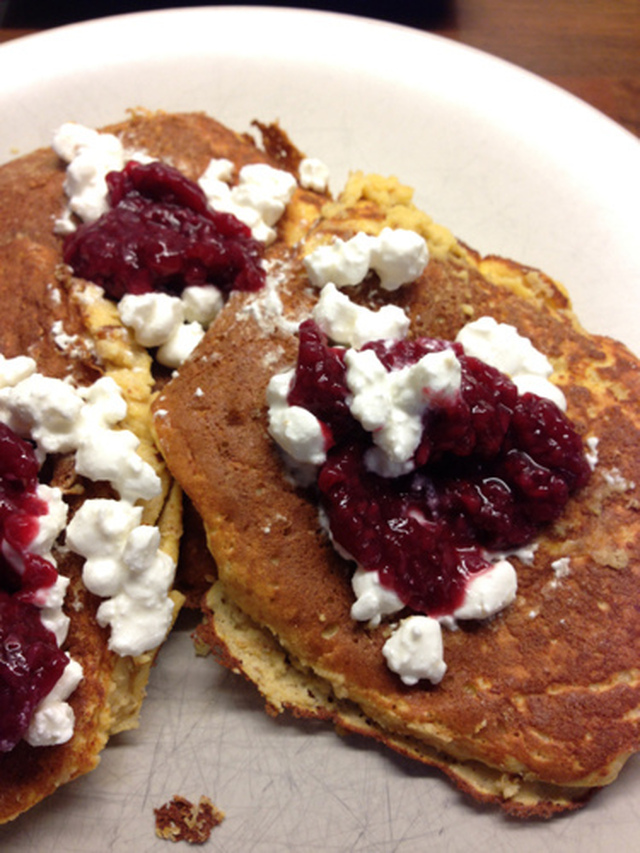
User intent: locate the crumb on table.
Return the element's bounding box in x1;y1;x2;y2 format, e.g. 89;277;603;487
154;795;224;844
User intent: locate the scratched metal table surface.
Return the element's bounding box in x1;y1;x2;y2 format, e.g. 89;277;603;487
4;620;640;851
1;8;640;851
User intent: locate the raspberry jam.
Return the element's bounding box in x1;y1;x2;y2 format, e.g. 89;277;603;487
63;160;266;300
0;422;67;752
289;320;591;617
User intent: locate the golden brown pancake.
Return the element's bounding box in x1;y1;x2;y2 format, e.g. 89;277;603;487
0;110;327;822
153;171;640;817
0;236;182;823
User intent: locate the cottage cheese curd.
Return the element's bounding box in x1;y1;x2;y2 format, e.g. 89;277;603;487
52;122;150;234
456;315;566;411
266;369;327;467
382;616;447;686
199;158;297;246
304;227;429;291
313;282;409;349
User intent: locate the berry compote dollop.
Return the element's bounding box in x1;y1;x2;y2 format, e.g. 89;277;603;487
288;320;591;617
0;422;67;752
63;160;266;300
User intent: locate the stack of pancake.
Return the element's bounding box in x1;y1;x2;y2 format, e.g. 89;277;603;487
150;121;640;817
1;110;639;822
0;111;306;822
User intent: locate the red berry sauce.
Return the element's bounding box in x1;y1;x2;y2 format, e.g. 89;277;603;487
0;423;67;752
63;160;266;300
288;320;591;617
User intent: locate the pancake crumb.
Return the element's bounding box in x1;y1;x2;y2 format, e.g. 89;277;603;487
154;795;224;844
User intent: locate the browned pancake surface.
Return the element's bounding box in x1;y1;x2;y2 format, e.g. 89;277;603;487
0;110;304;822
0;239;120;819
153;180;640;814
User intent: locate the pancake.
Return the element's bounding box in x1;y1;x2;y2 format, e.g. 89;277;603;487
0;110;329;822
0;236;182;822
153;170;640;817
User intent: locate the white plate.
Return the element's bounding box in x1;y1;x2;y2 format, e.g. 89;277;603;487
1;7;640;851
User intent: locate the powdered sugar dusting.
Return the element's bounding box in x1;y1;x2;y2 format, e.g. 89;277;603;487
237;257;307;337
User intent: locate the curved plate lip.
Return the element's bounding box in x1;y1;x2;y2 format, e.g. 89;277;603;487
0;5;637;147
0;6;638;352
1;5;638;177
0;5;637;142
1;7;640;849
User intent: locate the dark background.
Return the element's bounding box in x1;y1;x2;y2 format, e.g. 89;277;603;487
0;1;453;29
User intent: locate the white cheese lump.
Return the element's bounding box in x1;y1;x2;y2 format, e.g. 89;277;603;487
0;353;176;662
298;157;330;192
304;227;429;291
345;345;462;479
350;566;405;628
266;369;327;467
452;559;517;621
118;286;220;369
456;315;566;411
199;158;297;246
382;616;447;686
25;659;84;748
66;500;175;657
52;122;152;234
313;282;409;349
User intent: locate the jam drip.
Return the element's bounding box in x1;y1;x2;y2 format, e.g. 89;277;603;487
289;320;591;616
0;423;66;752
63;160;266;300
